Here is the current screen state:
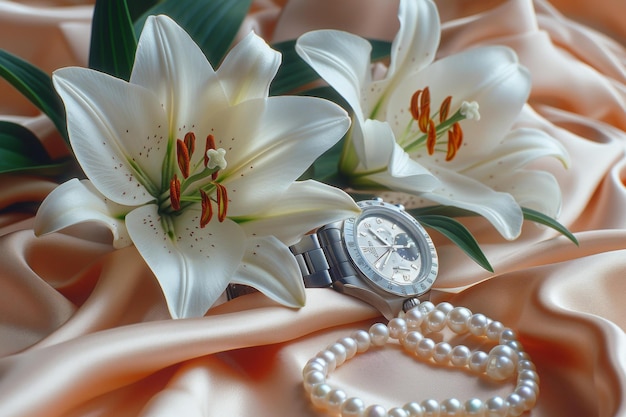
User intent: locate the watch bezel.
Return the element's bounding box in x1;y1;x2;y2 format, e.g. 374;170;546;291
343;200;438;297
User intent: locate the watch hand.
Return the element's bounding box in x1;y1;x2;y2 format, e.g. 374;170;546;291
375;249;394;270
369;228;391;246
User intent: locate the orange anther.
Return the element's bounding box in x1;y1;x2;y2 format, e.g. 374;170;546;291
184;132;196;156
200;189;213;228
204;134;216;168
216;183;228;222
169;175;181;211
426;120;436;155
439;96;452;123
410;90;421;121
176;139;190;178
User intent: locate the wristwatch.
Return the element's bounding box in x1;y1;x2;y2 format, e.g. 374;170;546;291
290;198;438;319
227;198;439;319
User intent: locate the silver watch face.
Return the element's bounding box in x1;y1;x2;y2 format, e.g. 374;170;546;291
343;200;438;297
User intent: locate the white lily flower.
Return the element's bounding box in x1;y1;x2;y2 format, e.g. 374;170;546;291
34;15;358;318
297;0;569;240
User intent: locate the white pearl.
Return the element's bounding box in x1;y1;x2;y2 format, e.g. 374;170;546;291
464;398;484;416
485;354;516;381
485;396;508;417
341;397;365;417
450;345;471;367
499;328;516;343
504;340;524;352
446;307;472;334
426;309;447;332
468;351;488;373
517;351;532;362
506;393;526;417
440;398;463;415
352;330;371;352
486;321;504;341
329;342;348;366
317;350;337;373
388;407;410;417
310;383;332;409
515;386;537;408
468;314;489;336
433;342;453;364
405;308;425;329
303;370;325;393
436;302;454;314
303;357;327;377
400;330;423;353
416;338;436;359
389;318;408;339
326;389;348;415
403;402;424;417
517;379;539;397
364;404;387;417
490;344;518;361
420;399;439;417
418;301;435;314
369;323;390;346
517;360;536;371
518;369;540;384
339;337;358;360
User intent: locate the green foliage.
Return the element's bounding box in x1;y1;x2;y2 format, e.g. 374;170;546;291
89;0;137;81
415;213;494;272
134;0;253;68
522;207;578;245
0;49;67;142
0;121;71;175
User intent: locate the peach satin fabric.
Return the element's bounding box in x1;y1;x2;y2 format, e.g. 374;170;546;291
1;1;625;416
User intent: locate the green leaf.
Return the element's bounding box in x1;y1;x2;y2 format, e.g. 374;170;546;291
89;0;137;81
0;121;58;174
126;0;159;21
415;214;494;272
522;207;578;246
0;49;67;142
270;39;392;96
134;0;253;68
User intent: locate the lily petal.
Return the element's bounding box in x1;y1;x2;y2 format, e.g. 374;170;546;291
466;128;570;178
421;168;524;240
131;15;229;135
233;236;306;308
296;29;372;117
53;67;167;204
365;140;440;193
211;96;350;216
34;179;133;249
493;169;563;218
386;0;440;83
217;31;281;105
126;204;246;318
388;46;531;164
235;180;360;245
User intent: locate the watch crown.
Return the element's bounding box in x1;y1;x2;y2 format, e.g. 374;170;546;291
373;197;383;203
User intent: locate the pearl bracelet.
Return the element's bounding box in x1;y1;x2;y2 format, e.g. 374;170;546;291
302;300;539;417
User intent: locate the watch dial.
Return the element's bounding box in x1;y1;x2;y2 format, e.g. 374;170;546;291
355;213;424;285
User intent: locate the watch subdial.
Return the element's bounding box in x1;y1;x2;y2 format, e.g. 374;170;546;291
394;233;419;261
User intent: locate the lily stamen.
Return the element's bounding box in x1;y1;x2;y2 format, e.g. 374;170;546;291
184;131;196;156
404;87;479;162
216;183;228;222
176;139;190;178
200;189;212;228
169;174;181;211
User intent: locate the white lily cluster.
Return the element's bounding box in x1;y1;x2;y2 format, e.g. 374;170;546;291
34;0;570;319
34;15;360;319
296;0;569;240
